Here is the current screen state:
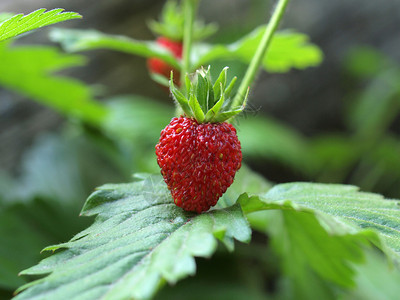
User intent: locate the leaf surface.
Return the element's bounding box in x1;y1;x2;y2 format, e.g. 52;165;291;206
242;182;400;260
0;199;90;290
49;28;320;73
0;42;107;125
15;175;251;300
240;182;400;298
237;116;315;175
0;131;127;290
193;28;323;72
0;9;81;42
49;28;180;68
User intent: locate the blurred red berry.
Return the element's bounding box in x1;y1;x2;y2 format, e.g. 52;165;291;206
147;37;182;86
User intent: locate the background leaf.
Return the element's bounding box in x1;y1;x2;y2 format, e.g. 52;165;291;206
154;241;275;300
0;130;126;292
343;248;400;300
0;198;91;290
49;28;180;68
237;116;315;175
49;27;321;74
102;95;173;143
0;42;107;125
193;28;323;73
0;9;81;42
15;175;251;300
100;95;175;173
347;69;400;139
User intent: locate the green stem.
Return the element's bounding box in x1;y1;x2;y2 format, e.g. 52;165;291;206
181;0;198;88
231;0;290;109
176;0;198;116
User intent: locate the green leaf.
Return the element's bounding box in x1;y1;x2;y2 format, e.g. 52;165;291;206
102;95;173;143
15;132;126;204
343;248;400;300
98;95;174;174
308;135;361;183
237;116;315;175
1;129;128;207
147;0;184;41
240;182;400;263
50;28;180;69
147;0;217;41
0;42;107;125
0;131;127;290
273;210;367;299
0;198;91;290
344;46;391;79
238;183;400;298
347;69;400;139
194;29;323;73
0;9;81;42
16;175;251;300
155;242;274;300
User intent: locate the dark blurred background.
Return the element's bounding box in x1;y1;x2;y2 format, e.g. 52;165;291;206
1;0;400;189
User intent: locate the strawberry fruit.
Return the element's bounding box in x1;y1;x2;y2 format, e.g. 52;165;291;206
156;67;248;213
156;117;242;213
147;37;182;86
147;1;217;88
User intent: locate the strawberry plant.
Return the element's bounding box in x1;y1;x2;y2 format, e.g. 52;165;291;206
156;67;244;212
1;1;400;300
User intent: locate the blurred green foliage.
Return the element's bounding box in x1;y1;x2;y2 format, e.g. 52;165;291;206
312;46;400;197
1;3;400;300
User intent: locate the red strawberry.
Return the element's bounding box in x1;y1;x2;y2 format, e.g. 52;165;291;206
155;67;248;213
147;37;182;86
147;1;217;88
156;117;242;213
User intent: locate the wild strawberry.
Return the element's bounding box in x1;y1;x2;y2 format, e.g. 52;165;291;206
147;1;217;88
156;67;249;213
156;117;242;213
147;37;182;86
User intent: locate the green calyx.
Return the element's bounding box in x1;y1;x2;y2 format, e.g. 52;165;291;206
148;0;217;42
170;66;249;123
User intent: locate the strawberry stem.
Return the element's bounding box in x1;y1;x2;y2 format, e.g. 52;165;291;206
181;0;198;89
231;0;291;110
175;0;198;117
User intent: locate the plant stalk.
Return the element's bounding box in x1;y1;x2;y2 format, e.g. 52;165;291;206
176;0;198;116
231;0;291;109
181;0;198;88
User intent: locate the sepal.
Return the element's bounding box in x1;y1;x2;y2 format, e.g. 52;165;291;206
169;66;248;123
170;72;191;115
